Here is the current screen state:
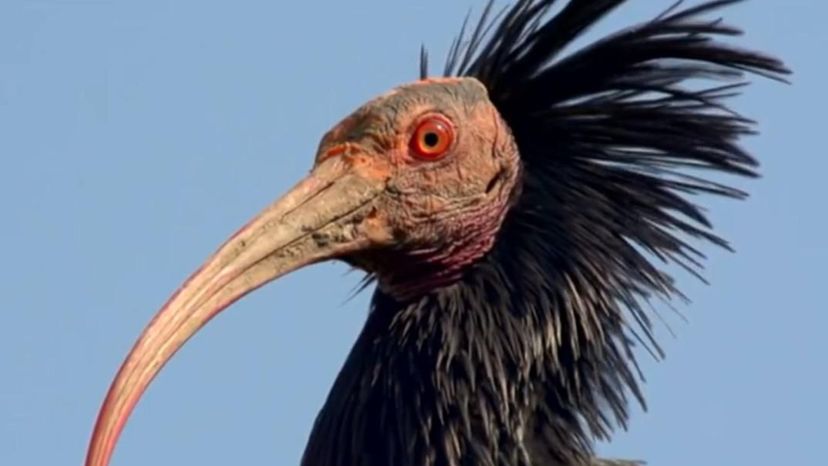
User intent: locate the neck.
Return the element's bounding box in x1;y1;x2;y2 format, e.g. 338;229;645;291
300;243;611;465
302;170;651;466
300;284;540;466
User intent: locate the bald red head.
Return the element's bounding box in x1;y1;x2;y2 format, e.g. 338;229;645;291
85;76;521;466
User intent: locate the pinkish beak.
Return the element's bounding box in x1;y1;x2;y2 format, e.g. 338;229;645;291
85;156;386;466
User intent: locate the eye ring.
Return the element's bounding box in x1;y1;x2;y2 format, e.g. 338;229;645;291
409;114;455;160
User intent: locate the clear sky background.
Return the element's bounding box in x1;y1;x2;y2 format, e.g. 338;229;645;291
0;1;823;465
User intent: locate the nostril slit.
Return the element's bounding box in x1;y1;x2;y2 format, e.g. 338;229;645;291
321;144;349;162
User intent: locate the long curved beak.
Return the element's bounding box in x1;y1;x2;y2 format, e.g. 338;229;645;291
85;156;387;466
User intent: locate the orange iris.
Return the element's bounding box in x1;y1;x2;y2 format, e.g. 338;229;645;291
410;114;455;160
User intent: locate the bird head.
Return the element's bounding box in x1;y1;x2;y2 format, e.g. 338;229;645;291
85;76;521;466
315;77;521;297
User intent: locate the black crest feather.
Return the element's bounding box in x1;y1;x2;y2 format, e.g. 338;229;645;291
433;0;787;456
434;0;788;457
305;2;788;465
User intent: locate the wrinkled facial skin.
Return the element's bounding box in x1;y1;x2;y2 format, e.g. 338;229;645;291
315;77;521;295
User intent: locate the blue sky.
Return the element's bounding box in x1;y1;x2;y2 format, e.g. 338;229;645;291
0;1;824;465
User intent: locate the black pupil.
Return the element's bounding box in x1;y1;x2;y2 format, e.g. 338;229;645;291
423;132;440;148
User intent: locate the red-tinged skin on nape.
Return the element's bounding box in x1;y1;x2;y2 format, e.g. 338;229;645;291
85;77;521;466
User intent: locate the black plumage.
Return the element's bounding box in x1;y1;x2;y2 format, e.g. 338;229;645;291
302;1;788;465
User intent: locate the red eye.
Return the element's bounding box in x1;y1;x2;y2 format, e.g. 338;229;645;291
410;115;455;160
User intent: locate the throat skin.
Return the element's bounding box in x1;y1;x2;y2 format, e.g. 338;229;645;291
360;167;520;302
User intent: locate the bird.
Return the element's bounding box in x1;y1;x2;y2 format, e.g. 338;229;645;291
84;1;788;465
